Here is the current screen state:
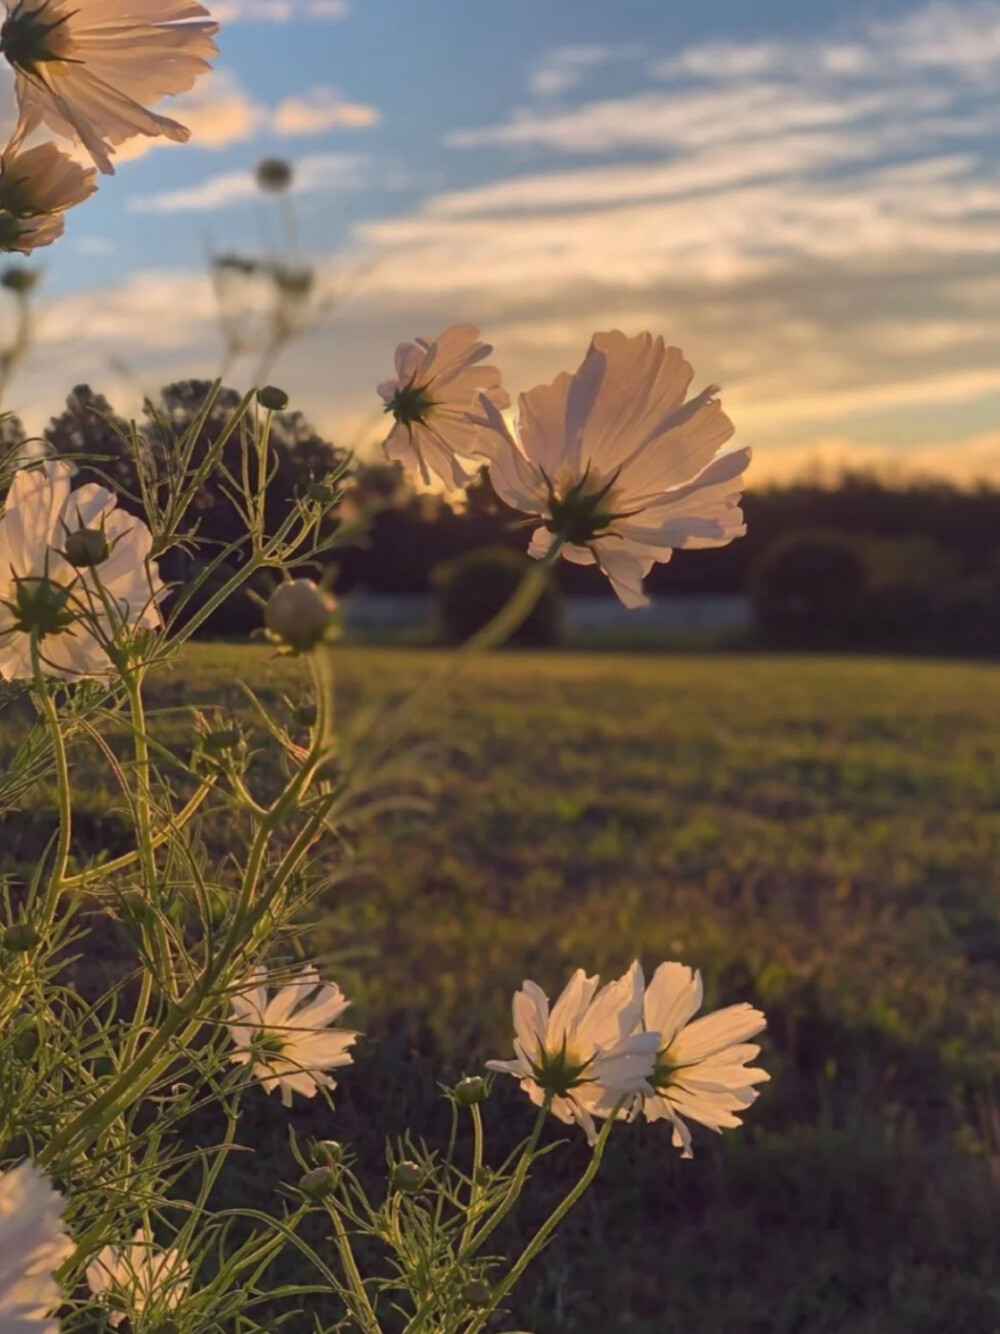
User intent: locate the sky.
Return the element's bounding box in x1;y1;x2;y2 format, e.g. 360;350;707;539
3;0;1000;483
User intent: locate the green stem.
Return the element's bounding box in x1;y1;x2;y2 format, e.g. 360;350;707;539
328;1202;381;1334
170;553;265;646
460;1097;549;1261
402;1100;550;1334
431;1101;459;1249
38;617;338;1167
459;1104;485;1253
30;634;72;925
468;1107;621;1334
42;776;340;1166
37;989;194;1167
364;541;564;768
459;547;562;656
60;781;213;890
122;670;177;1000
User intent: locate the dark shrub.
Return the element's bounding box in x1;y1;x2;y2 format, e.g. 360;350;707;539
751;530;869;648
432;546;563;647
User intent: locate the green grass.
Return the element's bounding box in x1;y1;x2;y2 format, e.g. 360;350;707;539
8;646;1000;1332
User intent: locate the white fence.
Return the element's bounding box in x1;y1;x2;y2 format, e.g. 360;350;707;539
340;594;751;634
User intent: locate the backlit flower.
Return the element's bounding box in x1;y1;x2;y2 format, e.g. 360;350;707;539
486;962;659;1144
378;324;509;488
474;330;750;607
0;140;97;252
0;0;219;175
640;962;768;1158
0;459;164;680
229;966;358;1108
0;1160;74;1334
86;1226;189;1329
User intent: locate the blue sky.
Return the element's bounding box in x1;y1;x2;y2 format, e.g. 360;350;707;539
5;0;1000;481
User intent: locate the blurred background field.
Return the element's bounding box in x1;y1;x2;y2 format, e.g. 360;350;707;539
6;644;1000;1331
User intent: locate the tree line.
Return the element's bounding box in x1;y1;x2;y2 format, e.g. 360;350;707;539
4;382;1000;650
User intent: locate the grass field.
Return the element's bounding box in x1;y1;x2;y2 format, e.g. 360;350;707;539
7;646;1000;1332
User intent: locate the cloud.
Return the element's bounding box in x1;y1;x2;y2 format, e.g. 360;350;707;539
128;152;368;213
211;0;347;21
759;427;1000;485
452;2;1000;154
446;84;906;154
872;1;1000;70
272;88;380;135
79;69;263;164
425;133;887;217
34;270;219;352
357;154;1000;297
180;71;264;148
96;71;379;167
11;1;1000;487
528;44;643;98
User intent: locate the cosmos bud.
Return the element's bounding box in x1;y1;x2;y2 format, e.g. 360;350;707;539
257;385;289;411
63;526;109;568
264;580;338;652
454;1076;487;1106
2;923;39;951
390;1161;425;1195
256;157;293;192
299;1167;338;1201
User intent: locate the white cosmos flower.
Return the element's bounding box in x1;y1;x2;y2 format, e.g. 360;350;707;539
473;330;750;608
0;459;164;681
0;1160;74;1334
378;323;510;488
86;1226;190;1329
640;962;769;1158
486;961;659;1144
229;965;358;1108
0;139;97;252
0;0;219;175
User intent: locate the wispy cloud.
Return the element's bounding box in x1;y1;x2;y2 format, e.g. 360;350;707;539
448;85;914;154
100;71;379;165
211;0;347;22
273;87;381;135
424;133;878;216
453;3;1000;153
15;0;1000;485
330;6;1000;475
128;152;367;213
871;1;1000;70
528;44;644;98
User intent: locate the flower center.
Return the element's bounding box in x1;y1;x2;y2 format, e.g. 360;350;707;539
253;1030;288;1060
650;1048;679;1092
385;381;437;427
541;465;629;546
4;574;77;639
530;1039;592;1099
0;1;73;71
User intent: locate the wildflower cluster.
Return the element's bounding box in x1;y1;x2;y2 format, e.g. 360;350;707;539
0;8;769;1333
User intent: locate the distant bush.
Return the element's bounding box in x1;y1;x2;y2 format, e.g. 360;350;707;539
432;546;563;646
751;530;868;648
753;528;1000;654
